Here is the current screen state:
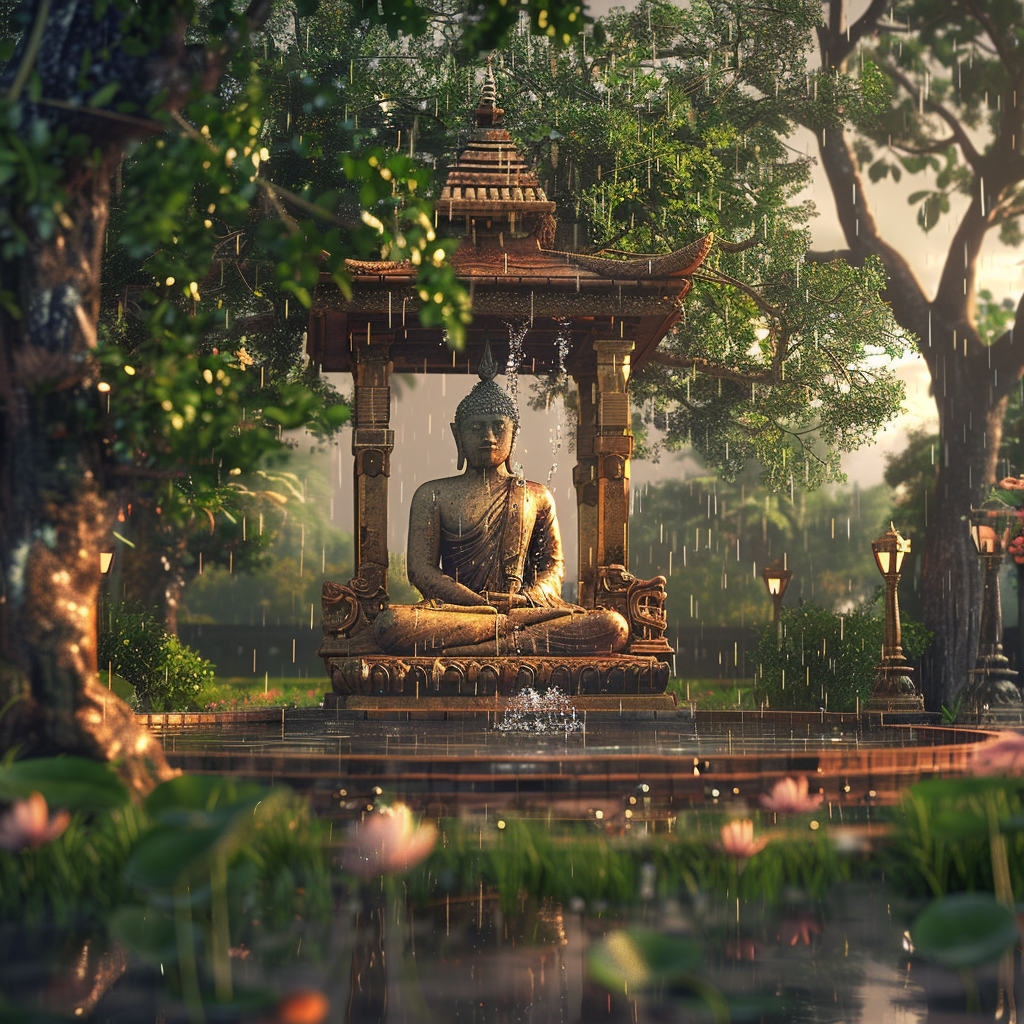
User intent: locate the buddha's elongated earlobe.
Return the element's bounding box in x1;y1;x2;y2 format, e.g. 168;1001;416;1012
504;428;517;474
451;422;466;471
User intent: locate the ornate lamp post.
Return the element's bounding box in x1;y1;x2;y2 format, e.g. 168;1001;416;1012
761;560;792;650
866;524;924;713
98;549;114;635
964;511;1021;717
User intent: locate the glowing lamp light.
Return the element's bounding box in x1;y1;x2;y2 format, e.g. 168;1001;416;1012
872;523;910;580
970;521;1009;556
99;552;114;574
761;562;792;600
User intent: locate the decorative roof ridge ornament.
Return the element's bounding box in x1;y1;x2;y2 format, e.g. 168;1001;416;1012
474;56;504;128
542;234;714;280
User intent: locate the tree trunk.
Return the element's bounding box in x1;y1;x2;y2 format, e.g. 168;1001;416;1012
116;504;190;634
918;329;1007;707
0;146;172;795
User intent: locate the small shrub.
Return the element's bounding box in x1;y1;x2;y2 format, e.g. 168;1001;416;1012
752;596;931;712
99;603;214;711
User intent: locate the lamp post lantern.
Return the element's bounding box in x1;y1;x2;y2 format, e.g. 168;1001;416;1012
761;560;792;650
865;524;924;713
963;510;1022;718
98;548;114;636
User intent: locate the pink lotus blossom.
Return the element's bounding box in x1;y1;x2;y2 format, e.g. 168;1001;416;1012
971;732;1024;775
342;804;436;878
0;792;70;851
759;776;824;814
720;819;769;859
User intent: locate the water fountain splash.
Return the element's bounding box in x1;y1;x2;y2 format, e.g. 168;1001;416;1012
504;319;530;479
547;319;572;485
495;686;582;734
503;319;529;412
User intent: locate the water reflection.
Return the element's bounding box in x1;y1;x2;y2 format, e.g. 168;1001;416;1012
279;881;930;1024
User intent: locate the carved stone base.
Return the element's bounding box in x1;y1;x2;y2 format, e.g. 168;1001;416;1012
865;657;925;714
326;654;670;699
963;657;1022;718
863;694;927;714
323;692;679;719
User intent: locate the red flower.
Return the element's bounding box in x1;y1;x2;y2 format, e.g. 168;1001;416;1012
270;990;329;1024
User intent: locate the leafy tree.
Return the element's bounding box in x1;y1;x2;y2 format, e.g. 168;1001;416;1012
487;0;912;491
788;0;1024;705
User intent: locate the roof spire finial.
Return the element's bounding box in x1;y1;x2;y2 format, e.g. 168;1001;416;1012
474;55;504;128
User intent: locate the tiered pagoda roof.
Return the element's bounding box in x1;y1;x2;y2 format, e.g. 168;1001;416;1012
309;63;712;376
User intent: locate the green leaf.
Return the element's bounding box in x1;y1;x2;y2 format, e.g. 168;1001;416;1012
88;82;121;108
0;756;129;811
588;930;702;992
126;823;228;890
145;773;268;816
912;894;1017;968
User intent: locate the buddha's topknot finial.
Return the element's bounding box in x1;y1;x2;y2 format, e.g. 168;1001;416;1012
454;339;519;434
478;337;499;382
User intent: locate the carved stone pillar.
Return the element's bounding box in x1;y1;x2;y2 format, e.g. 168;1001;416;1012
573;339;633;607
350;328;394;623
573;366;599;607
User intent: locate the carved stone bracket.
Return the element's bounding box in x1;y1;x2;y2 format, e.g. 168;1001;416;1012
595;564;673;659
321;561;390;647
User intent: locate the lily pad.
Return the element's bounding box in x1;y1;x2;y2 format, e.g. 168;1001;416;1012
912;893;1018;968
589;930;702;993
109;905;180;965
0;756;129;811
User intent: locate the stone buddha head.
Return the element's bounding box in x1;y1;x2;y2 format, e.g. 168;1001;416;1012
452;342;519;473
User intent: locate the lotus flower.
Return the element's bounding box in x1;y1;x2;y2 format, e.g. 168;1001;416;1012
971;731;1024;776
720;819;769;859
342;804;436;878
0;792;70;851
759;776;824;814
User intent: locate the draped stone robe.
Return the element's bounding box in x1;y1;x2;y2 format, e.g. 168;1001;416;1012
440;477;565;606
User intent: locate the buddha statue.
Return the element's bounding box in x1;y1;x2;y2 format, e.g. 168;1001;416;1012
372;348;630;657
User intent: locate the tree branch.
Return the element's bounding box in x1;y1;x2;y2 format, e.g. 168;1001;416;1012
814;128;930;346
891;136;957;156
961;0;1015;69
886;62;983;170
649;349;777;385
987;288;1024;398
819;0;889;68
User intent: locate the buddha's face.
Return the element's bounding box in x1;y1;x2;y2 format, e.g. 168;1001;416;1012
458;413;514;470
